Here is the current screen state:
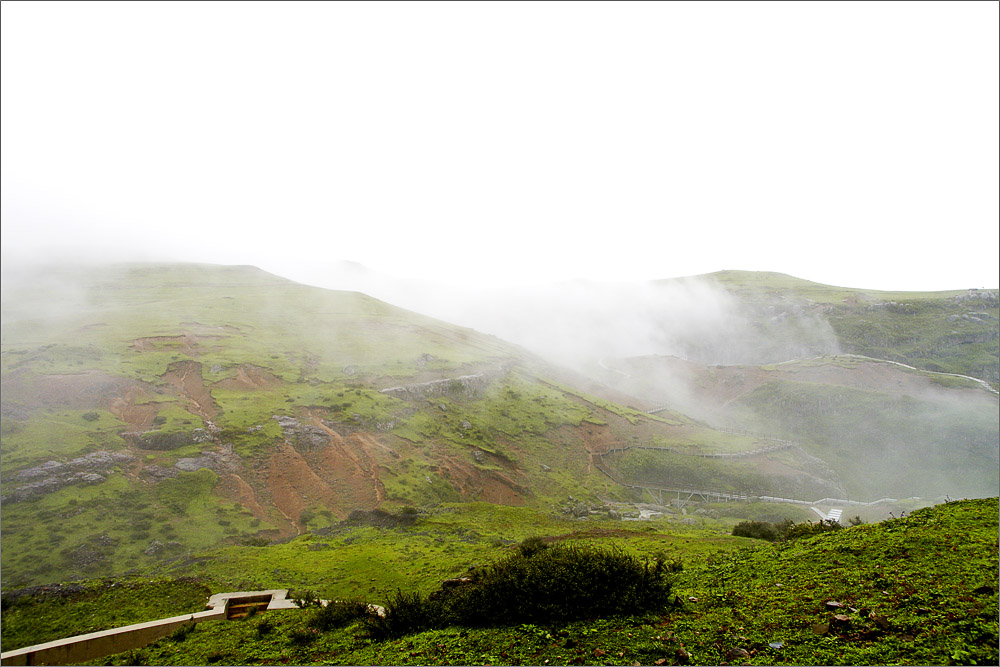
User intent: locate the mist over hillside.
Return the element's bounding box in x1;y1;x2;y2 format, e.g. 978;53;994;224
283;262;999;385
0;262;997;591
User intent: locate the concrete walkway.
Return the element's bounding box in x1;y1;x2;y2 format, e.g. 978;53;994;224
1;589;294;666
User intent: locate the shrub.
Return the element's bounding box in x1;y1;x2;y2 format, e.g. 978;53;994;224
255;617;274;637
82;411;100;422
308;599;373;631
288;628;317;646
784;519;843;540
517;536;549;558
732;520;781;541
290;590;323;608
364;543;675;638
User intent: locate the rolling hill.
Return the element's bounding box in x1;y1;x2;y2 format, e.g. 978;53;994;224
0;263;997;593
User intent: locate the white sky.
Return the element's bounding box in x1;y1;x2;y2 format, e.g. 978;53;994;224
2;1;998;291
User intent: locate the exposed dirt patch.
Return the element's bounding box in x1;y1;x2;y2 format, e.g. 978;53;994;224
311;428;384;512
161;360;218;420
266;443;342;533
215;472;269;520
211;364;282;391
109;391;162;431
436;453;528;505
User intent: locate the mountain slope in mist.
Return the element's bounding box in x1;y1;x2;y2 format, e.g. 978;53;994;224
1;263;827;589
596;353;999;501
1;263;996;591
294;264;999;387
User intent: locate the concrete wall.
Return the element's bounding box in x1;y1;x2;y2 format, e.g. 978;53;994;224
0;608;224;666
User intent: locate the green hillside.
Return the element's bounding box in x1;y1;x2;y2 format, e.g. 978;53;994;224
3;263;797;590
698;270;1000;387
3;498;995;666
599;353;999;501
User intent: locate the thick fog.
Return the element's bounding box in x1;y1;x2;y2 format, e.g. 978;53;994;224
283;262;842;371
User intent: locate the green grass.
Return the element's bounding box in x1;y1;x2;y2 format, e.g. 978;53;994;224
0;578;212;651
138;503;743;600
730;379;999;499
696;270;999;387
56;498;999;666
0;408;128;470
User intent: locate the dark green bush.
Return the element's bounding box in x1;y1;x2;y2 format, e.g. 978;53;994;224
365;589;446;639
364;543;675;638
732;520;781;541
784;518;842;540
308;598;373;631
81;411;100;422
516;536;549;557
254;617;274;637
287;627;317;646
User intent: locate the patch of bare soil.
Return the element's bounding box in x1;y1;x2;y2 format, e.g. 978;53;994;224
161;360;218;420
215;472;269;520
211;364;281;391
436;453;528;505
266;443;344;533
311;429;384;512
109;389;162;431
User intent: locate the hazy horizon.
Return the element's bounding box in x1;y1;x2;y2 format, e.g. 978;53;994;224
2;2;998;293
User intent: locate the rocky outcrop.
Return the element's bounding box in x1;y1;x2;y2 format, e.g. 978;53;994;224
272;415;330;452
174;446;241;473
128;429;206;451
2;450;133;504
380;373;491;400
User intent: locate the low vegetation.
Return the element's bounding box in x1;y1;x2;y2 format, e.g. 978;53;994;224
364;540;677;639
0;498;989;666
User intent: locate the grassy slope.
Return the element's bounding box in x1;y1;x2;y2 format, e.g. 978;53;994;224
603;353;999;501
0;579;212;652
700;270;999;387
19;497;991;667
1;503;747;652
3;263;781;590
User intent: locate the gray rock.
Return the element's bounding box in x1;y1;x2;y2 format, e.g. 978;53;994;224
17;461;65;479
380;372;496;400
174;447;240;473
142;464;177;481
724;647;750;662
144;540;164;555
191;428;213;443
